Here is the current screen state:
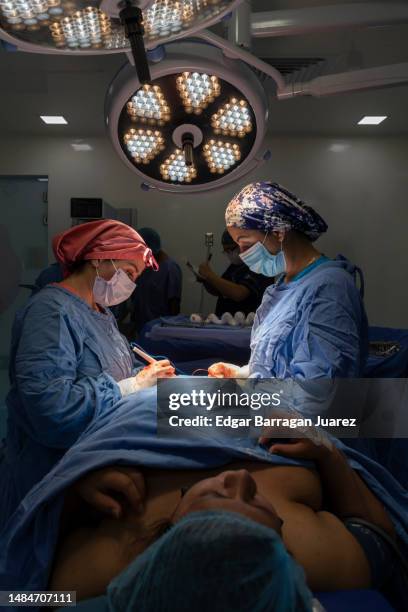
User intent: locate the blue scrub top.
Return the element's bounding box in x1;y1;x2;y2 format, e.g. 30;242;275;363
0;285;140;524
215;263;272;317
291;255;329;282
249;255;368;379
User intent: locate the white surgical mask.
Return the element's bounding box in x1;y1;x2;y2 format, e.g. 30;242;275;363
239;233;286;277
93;260;136;306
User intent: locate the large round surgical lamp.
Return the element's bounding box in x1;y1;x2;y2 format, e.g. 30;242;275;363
105;41;269;193
0;0;243;82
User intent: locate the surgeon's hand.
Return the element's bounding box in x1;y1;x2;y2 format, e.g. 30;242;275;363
118;360;175;396
74;466;146;518
262;437;332;461
135;360;175;387
208;362;242;378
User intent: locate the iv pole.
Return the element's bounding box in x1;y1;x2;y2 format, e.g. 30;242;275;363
198;232;214;314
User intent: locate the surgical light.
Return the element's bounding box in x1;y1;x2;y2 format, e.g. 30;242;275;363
0;0;63;28
203;140;241;174
126;84;170;124
176;72;221;114
0;0;243;85
143;0;239;41
211;98;252;137
105;41;269;192
0;0;243;53
124;128;165;163
50;8;111;49
160;149;197;183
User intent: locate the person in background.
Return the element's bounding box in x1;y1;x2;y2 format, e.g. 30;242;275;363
208;181;368;380
198;230;272;317
33;261;64;292
0;220;174;525
130;227;182;333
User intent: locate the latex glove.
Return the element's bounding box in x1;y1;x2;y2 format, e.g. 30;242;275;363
208;362;250;378
118;359;175;396
74;466;146;518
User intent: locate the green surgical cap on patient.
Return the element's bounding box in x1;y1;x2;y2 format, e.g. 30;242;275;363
107;511;313;612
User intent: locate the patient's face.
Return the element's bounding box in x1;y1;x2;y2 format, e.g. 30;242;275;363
173;469;283;534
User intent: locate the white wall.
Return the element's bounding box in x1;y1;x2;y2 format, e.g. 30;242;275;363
1;134;407;327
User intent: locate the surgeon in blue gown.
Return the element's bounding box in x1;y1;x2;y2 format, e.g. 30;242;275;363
208;182;368;381
0;219;175;525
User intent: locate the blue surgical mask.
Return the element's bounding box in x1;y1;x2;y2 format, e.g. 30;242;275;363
93;260;136;306
239;234;286;277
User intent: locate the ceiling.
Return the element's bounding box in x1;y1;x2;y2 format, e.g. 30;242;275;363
0;0;407;138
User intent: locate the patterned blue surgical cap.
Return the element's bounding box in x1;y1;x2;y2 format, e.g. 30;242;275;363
225;182;328;242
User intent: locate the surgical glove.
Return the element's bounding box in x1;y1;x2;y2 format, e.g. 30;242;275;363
208;362;249;378
118;359;175;397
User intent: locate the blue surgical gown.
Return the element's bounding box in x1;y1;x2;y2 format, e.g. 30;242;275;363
0;285;139;524
249;256;368;379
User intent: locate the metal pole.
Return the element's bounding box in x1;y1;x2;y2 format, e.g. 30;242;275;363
277;62;408;99
251;3;408;39
198;233;214;314
228;0;252;50
195;30;285;92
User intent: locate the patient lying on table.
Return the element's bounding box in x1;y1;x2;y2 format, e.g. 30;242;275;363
50;437;399;608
